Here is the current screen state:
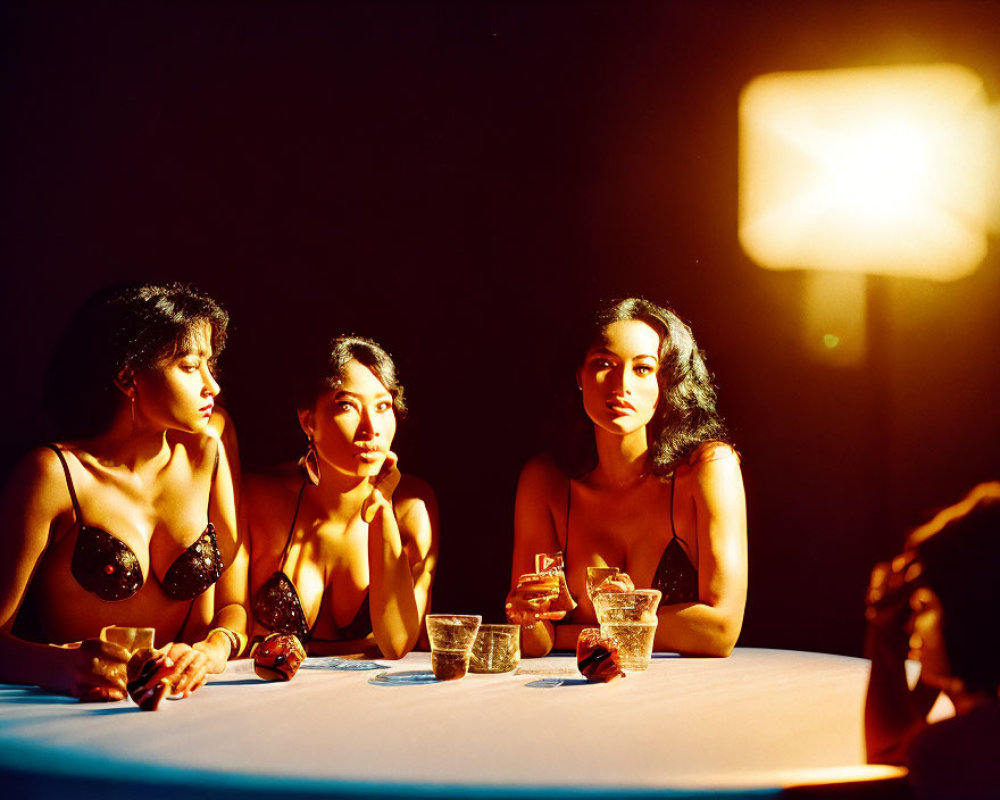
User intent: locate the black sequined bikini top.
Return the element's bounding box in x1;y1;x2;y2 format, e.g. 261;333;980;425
251;481;372;643
648;477;699;605
46;444;223;603
566;473;698;609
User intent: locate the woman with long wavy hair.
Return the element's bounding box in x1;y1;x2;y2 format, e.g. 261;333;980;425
507;297;747;657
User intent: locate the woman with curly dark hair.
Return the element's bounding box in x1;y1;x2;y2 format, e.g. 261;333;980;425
245;335;438;660
507;297;747;657
0;282;246;701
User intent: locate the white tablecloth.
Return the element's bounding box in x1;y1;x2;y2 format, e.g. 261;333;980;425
0;648;911;798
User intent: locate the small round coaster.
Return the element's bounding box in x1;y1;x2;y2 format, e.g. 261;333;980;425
301;657;385;671
368;670;439;686
525;678;565;688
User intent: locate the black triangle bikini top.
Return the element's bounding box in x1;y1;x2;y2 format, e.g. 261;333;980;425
46;444;223;603
566;474;698;609
251;481;372;643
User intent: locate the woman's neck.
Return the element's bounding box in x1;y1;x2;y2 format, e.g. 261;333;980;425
311;467;371;513
87;412;172;471
591;426;650;489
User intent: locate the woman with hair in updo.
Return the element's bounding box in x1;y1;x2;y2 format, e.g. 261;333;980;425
0;282;247;701
245;335;438;659
865;482;1000;798
507;297;747;657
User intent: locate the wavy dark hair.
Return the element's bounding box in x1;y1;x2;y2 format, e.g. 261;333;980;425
296;335;406;418
554;297;727;478
908;484;1000;696
43;282;229;439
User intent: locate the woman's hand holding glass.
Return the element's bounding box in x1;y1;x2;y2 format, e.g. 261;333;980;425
505;573;565;628
585;566;635;601
58;637;130;702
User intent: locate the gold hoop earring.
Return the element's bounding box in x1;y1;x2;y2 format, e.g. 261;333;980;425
299;437;321;486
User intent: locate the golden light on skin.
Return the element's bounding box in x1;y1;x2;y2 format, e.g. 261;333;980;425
739;64;998;281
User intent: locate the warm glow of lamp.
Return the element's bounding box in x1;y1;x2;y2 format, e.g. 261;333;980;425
739;64;996;280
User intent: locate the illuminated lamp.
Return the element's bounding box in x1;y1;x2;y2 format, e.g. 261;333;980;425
738;64;999;363
740;63;996;280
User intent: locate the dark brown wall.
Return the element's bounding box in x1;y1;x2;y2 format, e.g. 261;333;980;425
2;0;998;655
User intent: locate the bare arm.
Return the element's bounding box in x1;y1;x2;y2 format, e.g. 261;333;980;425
863;562;940;764
0;449;128;698
508;456;565;657
208;406;242;519
365;461;438;659
205;436;248;654
652;448;747;657
172;436;247;692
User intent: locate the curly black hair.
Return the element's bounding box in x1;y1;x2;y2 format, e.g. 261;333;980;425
43;282;229;439
295;335;406;419
554;297;727;478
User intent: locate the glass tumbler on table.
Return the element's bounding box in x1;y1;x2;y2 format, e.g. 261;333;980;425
585;567;623;601
425;615;482;680
591;589;661;672
99;625;155;688
468;624;520;674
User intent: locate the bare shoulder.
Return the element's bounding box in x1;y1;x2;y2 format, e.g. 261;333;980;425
688;441;740;468
0;446;75;524
394;474;439;531
517;452;567;501
7;446;70;493
207;407;240;460
395;473;436;507
393;475;438;559
206;406;234;441
679;442;741;484
244;465;302;508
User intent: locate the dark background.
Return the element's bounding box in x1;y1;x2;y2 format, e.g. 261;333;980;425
2;0;998;656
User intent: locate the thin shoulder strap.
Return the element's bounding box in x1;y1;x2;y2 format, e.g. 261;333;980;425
44;444;83;525
669;474;678;540
175;598;197;642
279;481;309;570
206;441;221;517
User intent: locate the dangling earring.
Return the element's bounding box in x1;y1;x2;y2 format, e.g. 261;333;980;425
299;437;321;486
129;392;137;426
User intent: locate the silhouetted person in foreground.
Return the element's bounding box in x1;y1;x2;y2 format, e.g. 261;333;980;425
865;481;1000;800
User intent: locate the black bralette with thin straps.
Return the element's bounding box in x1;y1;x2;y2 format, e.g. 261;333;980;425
46;444;223;603
251;481;372;643
565;474;699;608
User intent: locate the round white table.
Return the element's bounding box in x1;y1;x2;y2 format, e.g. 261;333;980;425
0;648;915;799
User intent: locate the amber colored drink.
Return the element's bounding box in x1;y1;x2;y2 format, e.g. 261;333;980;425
431;650;469;681
517;573;560;605
425;614;481;681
